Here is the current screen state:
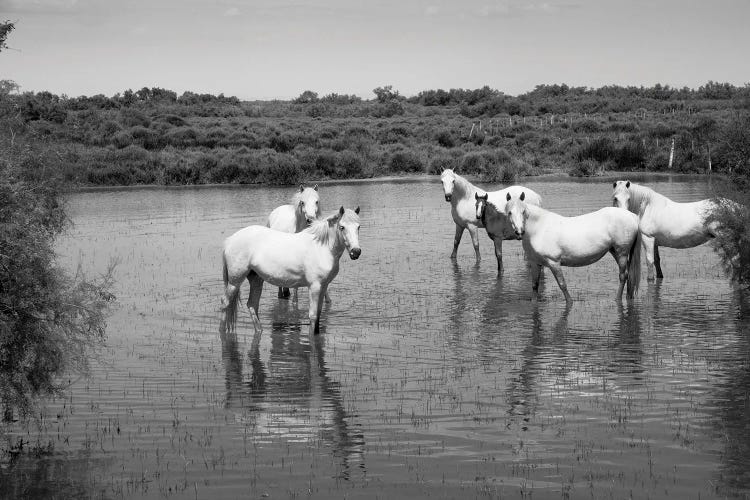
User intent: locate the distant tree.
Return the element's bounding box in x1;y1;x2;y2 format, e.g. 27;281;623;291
373;85;400;103
294;90;319;104
0;80;19;96
0;20;14;52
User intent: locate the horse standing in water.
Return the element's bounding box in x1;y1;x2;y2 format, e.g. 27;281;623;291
612;180;721;281
222;207;361;335
474;186;543;273
440;169;488;264
504;192;641;304
267;184;321;300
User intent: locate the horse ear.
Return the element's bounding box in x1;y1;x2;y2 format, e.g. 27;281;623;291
625;181;630;188
520;192;525;201
613;181;617;188
482;193;488;201
355;206;360;215
475;192;480;200
313;184;318;191
506;192;511;201
339;206;345;216
299;184;305;193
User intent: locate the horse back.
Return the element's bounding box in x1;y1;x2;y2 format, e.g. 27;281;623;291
267;204;298;233
642;199;714;248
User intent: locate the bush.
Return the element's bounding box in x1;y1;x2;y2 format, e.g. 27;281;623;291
575;137;616;163
708;197;750;288
569;159;605;177
389;150;422;173
130;125;162;150
429;154;459;174
337;150;364;178
0;141;113;418
163;126;201;148
615;139;647;170
264;153;302;185
111;130;134;148
572;119;601;133
460;152;486;175
435;129;456;148
119;108;151;128
164;160;202;185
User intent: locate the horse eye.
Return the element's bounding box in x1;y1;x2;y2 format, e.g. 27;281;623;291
339;226;344;231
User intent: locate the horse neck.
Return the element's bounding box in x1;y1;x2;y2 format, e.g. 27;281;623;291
294;205;308;232
452;174;475;201
524;203;545;228
630;184;660;215
307;221;346;258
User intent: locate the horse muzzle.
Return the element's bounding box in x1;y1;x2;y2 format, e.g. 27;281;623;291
444;194;452;202
349;248;361;260
515;230;524;239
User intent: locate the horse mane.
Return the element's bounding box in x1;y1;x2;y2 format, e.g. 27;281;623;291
304;218;334;246
625;183;658;216
302;210;359;248
291;187;315;206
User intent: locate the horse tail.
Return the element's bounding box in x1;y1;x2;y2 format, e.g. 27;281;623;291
221;250;240;333
627;229;642;298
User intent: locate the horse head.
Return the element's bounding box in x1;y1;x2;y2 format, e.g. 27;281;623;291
612;180;631;210
328;206;361;260
440;169;456;202
504;191;527;239
475;192;489;220
297;184;321;225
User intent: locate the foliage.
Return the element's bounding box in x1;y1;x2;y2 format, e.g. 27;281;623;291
0;139;114;419
707;196;750;288
0;21;13;52
0;82;748;187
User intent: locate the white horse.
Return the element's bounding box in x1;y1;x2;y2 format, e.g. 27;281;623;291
222;206;361;335
440;168;488;263
267;184;321;299
612;180;721;281
504;191;641;304
474;186;543;273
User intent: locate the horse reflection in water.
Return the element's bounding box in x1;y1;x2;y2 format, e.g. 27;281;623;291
505;302;645;422
219;301;365;480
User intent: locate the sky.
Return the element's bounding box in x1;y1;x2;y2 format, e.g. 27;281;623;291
1;0;749;100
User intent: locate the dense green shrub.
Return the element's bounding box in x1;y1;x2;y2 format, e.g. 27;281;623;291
1;140;113;419
119;108;151;128
429;153;459;174
435;129;456;148
707;197;750;288
569;159;604;177
389;150;422;173
615;139;647;170
337;150;364;178
575;137;616;163
130;125;162;150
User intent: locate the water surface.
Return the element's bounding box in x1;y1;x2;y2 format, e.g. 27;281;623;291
2;175;749;499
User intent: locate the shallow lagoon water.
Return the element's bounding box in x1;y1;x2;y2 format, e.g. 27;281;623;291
2;176;749;499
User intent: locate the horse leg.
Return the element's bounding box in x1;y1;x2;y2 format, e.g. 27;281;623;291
451;225;464;259
548;263;572;304
530;263;543;301
246;272;264;334
324;288;331;304
492;237;503;274
611;248;628;302
653;243;663;279
278;286;291;299
308;282;324;335
641;235;657;281
467;225;481;263
292;287;298;302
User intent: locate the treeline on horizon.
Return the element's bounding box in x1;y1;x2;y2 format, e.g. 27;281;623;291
0;80;749;187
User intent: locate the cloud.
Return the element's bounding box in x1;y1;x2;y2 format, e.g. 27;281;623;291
3;0;80;13
474;0;579;18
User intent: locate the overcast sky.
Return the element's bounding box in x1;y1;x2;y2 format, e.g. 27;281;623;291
1;0;748;100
